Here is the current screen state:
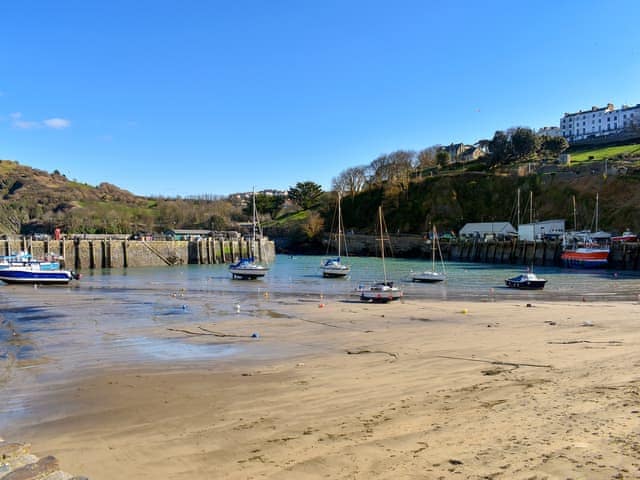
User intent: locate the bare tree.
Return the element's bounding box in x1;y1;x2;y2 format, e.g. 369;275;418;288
331;166;367;197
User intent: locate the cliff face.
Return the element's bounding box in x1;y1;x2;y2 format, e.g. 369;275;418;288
337;172;640;236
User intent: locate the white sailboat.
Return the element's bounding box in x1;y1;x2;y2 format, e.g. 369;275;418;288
229;188;269;279
411;225;447;283
359;206;403;303
322;192;350;278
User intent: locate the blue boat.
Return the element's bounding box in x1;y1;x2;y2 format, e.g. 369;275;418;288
0;253;80;285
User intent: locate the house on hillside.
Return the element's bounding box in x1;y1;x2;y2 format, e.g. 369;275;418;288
459;222;517;241
537;126;562;137
443;143;486;164
560;103;640;143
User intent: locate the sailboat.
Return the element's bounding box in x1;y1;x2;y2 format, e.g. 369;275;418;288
411;225;447;283
321;192;350;278
359;206;403;303
561;193;610;268
229;188;269;279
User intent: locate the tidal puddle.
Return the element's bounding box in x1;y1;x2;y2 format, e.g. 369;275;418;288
119;336;242;361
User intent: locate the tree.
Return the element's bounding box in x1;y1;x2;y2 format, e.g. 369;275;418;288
369;154;393;186
288;181;323;210
511;127;539;161
417;146;439;170
386;150;415;191
436;150;450;168
332;166;367;197
251;193;285;218
488;130;513;165
541;135;569;157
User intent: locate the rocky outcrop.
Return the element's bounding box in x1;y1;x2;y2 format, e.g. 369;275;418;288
0;439;87;480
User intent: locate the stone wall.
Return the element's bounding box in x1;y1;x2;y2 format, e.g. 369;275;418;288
342;234;640;270
0;238;276;270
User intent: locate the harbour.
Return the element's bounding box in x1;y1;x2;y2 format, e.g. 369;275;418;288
3;236;640;272
2;257;640;479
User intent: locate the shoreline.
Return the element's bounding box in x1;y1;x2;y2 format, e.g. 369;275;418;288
3;298;640;479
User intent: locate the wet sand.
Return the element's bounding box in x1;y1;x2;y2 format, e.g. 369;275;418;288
4;297;640;479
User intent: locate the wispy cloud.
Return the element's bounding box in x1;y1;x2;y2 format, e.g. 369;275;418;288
43;117;71;129
10;112;71;130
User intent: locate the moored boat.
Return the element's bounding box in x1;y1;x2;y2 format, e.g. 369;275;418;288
560;246;610;268
561;193;610;268
0;254;79;285
504;271;547;290
612;230;637;243
229;258;268;279
359;206;403;303
322;257;350;278
411;225;447;283
230;187;269;280
321;192;350;278
359;281;403;302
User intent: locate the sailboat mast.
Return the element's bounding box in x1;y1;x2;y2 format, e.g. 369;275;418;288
251;187;257;259
517;188;520;228
595;192;599;232
379;206;387;283
337;192;342;258
529;191;533;224
572;195;577;231
432;225;436;270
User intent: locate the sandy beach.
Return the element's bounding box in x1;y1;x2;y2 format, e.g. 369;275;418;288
4;297;640;479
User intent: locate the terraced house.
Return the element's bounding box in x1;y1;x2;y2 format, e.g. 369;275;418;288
561;102;640;142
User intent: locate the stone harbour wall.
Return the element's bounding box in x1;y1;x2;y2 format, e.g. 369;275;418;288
342;234;640;270
0;238;276;271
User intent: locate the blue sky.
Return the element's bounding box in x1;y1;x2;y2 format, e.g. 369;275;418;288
1;1;639;197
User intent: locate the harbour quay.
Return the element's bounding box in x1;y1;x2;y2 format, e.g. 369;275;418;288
0;237;276;270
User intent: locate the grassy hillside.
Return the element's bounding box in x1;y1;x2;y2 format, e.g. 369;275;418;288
568;143;640;163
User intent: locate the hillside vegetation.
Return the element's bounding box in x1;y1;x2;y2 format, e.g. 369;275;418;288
1;140;640;243
0;160;239;235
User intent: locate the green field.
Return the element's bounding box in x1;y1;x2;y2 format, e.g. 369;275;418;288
569;143;640;163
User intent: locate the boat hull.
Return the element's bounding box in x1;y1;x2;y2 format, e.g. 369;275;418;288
561;249;609;268
0;269;74;285
412;272;446;283
322;263;350;278
359;283;403;303
229;267;268;280
504;279;546;290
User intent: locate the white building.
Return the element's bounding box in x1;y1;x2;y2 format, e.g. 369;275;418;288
459;222;517;240
537;126;562;137
560;103;640;142
518;219;565;242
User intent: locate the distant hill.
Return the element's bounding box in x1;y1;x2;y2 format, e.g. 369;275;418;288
0;160;236;235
